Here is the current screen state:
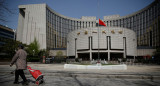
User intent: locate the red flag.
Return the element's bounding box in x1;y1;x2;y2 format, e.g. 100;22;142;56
99;19;106;26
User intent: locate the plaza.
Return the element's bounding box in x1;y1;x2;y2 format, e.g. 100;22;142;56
0;63;160;86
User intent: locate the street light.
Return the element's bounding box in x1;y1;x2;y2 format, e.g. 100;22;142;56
33;49;35;56
12;29;17;53
12;29;16;41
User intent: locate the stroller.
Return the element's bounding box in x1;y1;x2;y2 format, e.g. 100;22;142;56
27;66;44;85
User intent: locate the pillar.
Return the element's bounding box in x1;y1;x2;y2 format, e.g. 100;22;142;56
108;52;110;61
107;36;110;61
90;52;92;61
89;36;92;60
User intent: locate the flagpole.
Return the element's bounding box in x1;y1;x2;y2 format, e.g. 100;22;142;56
97;0;100;61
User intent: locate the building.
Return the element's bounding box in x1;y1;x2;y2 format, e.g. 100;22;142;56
67;27;137;60
0;24;15;47
0;24;16;56
16;0;159;59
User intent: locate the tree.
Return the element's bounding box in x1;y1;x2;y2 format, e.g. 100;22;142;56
1;37;25;58
153;47;160;64
26;38;40;57
38;49;46;57
153;48;160;56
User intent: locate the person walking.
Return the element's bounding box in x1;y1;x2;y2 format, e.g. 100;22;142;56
10;44;28;85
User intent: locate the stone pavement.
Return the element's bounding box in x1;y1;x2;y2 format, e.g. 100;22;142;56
0;63;160;86
0;63;160;79
1;74;160;86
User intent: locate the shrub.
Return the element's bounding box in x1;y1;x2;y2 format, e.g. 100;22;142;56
53;56;66;63
27;56;40;62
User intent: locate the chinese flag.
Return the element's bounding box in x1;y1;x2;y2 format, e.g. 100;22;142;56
99;19;106;26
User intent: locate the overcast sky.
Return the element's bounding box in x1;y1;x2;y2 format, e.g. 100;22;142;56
0;0;154;29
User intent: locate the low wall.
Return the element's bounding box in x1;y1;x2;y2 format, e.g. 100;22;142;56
64;64;127;70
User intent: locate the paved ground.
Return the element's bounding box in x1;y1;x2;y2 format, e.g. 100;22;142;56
0;63;160;86
0;74;160;86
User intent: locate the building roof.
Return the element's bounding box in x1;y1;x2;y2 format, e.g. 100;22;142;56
0;24;14;32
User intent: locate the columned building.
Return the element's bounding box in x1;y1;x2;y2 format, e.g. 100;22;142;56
17;0;159;59
67;27;137;60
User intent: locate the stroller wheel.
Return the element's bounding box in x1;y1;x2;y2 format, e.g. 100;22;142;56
39;79;43;84
36;81;39;85
35;75;44;85
36;79;44;85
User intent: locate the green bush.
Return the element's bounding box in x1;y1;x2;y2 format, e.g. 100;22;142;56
122;58;127;62
53;56;66;63
27;57;40;62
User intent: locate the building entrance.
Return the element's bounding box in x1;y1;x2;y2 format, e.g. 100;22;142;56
78;53;90;61
110;53;123;61
92;52;108;60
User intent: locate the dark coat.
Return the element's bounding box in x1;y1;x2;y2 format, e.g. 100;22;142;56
11;49;27;70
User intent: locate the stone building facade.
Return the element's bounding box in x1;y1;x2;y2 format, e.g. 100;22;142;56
16;0;159;58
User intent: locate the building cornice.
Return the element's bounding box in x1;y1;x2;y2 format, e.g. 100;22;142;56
0;24;14;32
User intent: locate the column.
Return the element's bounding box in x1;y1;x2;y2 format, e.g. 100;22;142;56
90;52;92;61
75;38;77;58
108;52;110;61
123;37;126;58
134;56;135;61
107;36;110;61
89;36;92;60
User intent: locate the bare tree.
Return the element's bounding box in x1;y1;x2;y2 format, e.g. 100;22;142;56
0;0;13;23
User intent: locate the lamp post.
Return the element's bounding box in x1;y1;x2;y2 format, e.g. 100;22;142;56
13;29;17;53
12;29;16;41
33;49;35;56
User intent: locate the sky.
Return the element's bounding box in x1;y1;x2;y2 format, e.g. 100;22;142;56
0;0;154;30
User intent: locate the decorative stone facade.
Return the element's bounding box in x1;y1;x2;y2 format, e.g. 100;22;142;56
67;27;137;60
